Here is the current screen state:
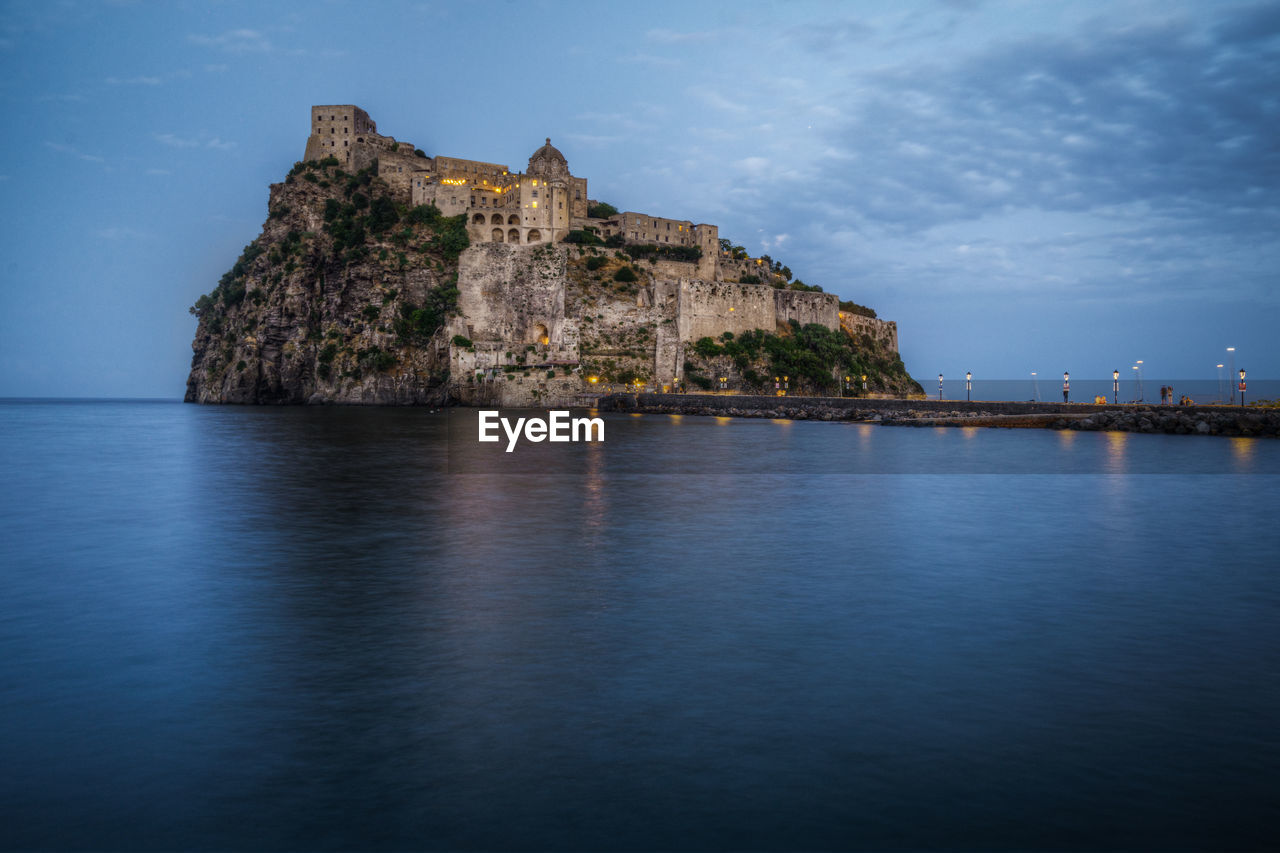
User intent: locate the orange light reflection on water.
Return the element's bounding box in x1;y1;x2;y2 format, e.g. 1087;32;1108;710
1104;430;1129;474
1230;436;1257;468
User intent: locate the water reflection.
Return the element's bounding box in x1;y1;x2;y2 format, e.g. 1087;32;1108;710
1230;437;1257;471
1104;430;1130;474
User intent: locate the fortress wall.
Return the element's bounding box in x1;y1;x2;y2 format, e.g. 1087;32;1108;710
676;280;777;342
645;258;700;281
841;313;899;352
376;149;427;197
775;290;839;330
416;183;470;218
456;243;568;349
719;257;784;286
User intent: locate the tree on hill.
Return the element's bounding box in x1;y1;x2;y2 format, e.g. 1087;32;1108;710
588;201;618;219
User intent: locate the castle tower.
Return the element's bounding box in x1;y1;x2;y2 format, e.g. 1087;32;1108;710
303;105;376;165
519;138;573;244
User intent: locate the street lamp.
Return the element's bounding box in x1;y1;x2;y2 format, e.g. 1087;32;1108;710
1135;360;1144;403
1239;368;1246;407
783;376;789;396
1031;371;1039;402
1227;347;1236;403
1217;364;1225;403
966;371;972;402
1063;371;1070;404
861;374;868;395
938;373;944;401
1113;369;1119;404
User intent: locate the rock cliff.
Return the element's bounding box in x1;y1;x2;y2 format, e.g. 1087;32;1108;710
186;157;921;405
186;159;462;404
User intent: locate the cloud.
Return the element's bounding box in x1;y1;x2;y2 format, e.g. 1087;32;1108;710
564;133;623;147
646;28;713;44
188;29;271;53
146;168;171;176
154;132;200;148
44;141;104;163
105;75;161;86
154;132;235;151
618;53;682;68
692;89;748;114
204;63;229;73
95;226;151;240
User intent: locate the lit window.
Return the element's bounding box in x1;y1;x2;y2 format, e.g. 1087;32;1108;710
532;201;538;208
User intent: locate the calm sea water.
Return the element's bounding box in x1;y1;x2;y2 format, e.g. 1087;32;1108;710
2;400;1278;851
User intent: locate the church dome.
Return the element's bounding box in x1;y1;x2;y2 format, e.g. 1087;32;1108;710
527;138;569;178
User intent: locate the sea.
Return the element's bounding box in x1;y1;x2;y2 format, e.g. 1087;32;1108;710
2;399;1278;851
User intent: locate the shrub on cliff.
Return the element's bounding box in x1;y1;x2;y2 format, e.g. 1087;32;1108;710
367;195;399;233
588;202;618;219
405;203;443;226
431;214;470;260
838;299;876;318
613;265;638;283
693;337;723;358
585;255;606;271
564;229;604;245
624;243;702;263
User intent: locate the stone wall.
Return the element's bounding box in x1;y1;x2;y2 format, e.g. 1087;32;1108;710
455;243;570;351
676;280;778;342
841;312;898;353
775;290;839;329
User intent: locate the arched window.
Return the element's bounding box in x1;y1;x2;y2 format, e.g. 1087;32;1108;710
472;213;485;224
492;228;504;243
491;213;504;225
526;229;542;243
532;323;549;345
508;228;520;243
507;214;520;225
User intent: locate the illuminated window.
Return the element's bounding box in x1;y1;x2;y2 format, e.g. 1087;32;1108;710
532;201;538;208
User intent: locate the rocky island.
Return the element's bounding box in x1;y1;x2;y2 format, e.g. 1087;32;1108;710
186;105;920;406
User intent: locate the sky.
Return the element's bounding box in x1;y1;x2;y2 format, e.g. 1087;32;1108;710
0;0;1276;397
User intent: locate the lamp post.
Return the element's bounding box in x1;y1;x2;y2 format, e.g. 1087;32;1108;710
1031;371;1039;402
783;376;789;396
1063;371;1070;404
1217;364;1225;404
1227;347;1236;404
1239;368;1246;407
861;374;868;395
774;376;780;396
1113;369;1119;405
938;373;944;401
718;375;727;392
966;371;972;402
1135;360;1144;403
842;375;849;398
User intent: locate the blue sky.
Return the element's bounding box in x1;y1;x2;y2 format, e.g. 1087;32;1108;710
1;0;1276;397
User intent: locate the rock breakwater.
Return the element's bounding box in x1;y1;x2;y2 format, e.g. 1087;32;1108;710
599;394;1280;437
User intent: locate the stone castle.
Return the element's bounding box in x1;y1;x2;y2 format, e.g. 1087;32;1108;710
303;105;899;402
